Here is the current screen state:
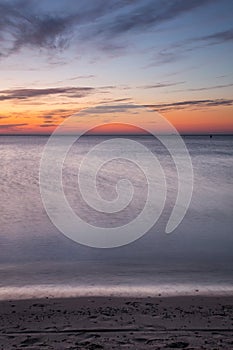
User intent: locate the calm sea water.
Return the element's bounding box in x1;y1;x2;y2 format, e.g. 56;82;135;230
0;135;232;299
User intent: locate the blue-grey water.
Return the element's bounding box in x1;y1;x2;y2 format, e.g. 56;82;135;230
0;135;232;299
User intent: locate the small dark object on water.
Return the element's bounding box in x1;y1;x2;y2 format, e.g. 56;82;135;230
210;134;213;138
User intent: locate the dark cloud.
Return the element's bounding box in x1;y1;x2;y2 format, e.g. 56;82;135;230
0;0;215;57
79;104;141;115
0;123;28;129
98;97;133;105
41;116;58;124
139;81;185;89
67;75;96;81
96;0;213;37
34;108;80;122
149;50;186;66
111;98;133;103
0;1;71;55
198;28;233;45
145;98;233;111
150;27;233;66
176;83;233;92
79;98;233;115
0;0;134;56
0;86;97;101
42;115;55;120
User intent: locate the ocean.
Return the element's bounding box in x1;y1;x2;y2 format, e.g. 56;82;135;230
0;135;232;299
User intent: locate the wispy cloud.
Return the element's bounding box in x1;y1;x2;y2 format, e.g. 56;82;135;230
0;86;107;101
66;75;96;81
197;28;233;45
150;27;233;66
0;123;28;129
0;0;130;56
64;98;233;117
174;83;233;92
77;98;233;115
54;75;96;84
93;0;213;37
97;97;133;105
0;0;215;57
139;81;185;89
79;104;141;115
145;98;233;111
38;108;80;120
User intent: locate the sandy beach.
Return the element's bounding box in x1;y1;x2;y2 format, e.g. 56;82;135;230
0;295;232;349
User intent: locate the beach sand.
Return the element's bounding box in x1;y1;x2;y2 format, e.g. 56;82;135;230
0;295;232;349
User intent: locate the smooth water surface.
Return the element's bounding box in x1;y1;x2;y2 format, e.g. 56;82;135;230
0;135;232;299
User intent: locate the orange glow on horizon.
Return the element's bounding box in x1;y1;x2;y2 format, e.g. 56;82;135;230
164;107;233;134
0;106;232;134
88;123;149;135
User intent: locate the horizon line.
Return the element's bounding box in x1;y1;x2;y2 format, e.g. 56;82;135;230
0;133;233;137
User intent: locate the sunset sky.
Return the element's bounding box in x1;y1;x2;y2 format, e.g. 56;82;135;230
0;0;233;134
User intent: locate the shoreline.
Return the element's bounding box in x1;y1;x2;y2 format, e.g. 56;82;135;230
0;295;232;349
1;291;233;302
0;283;233;301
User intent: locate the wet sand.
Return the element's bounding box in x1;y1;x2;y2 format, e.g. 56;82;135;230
0;295;233;349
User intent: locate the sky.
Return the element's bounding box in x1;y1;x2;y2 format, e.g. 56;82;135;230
0;0;233;134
